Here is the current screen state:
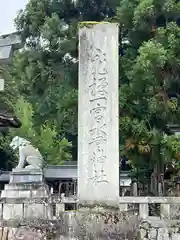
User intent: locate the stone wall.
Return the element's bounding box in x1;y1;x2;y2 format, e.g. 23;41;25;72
1;209;180;239
0;197;180;239
0;220;63;240
0;226;43;240
62;208;139;239
139;219;180;240
2;212;180;240
0;209;139;240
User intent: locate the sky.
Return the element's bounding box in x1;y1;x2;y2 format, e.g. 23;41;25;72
0;0;29;36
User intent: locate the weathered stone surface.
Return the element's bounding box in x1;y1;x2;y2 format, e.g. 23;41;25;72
140;228;147;238
160;204;170;219
0;79;4;91
132;181;138;196
23;203;52;220
138;219;180;240
10;169;43;183
119;203;128;212
1;215;180;239
139;204;149;219
2;227;8;240
157;228;169;240
172;227;179;233
24;204;45;219
14;227;43;240
45;205;53;220
8;227;16;240
31;190;48;198
171;204;180;220
1;182;49;199
148;228;157;239
0;227;2;239
4;182;48;191
0;197;49;204
0;204;3;220
2;189;47;198
78;22;119;205
140;221;151;230
1;190;31;198
3;204;23;220
118;196;180;204
171;233;180;240
63;208;139;239
56;203;65;217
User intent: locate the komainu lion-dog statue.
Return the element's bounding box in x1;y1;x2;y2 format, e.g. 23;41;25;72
10;136;43;170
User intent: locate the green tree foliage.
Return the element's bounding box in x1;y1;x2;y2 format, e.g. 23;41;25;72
9;96;72;165
1;0;180;181
0;65;21;170
0;0;120;169
117;0;180;180
0;135;16;170
8;0;120;161
13;0;118;132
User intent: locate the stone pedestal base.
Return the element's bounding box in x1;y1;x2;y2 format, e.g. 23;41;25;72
0;169;52;220
1;182;49;198
2;201;52;220
10;168;43;183
1;169;48;198
0;200;52;220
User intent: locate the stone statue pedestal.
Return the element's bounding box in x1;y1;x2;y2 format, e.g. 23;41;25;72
10;168;43;184
1;168;47;198
1;168;52;220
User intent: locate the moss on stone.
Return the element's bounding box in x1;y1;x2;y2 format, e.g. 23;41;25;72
78;21;110;29
77;202;119;212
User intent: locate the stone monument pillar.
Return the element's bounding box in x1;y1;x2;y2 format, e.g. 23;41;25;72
78;22;119;206
0;79;4;91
